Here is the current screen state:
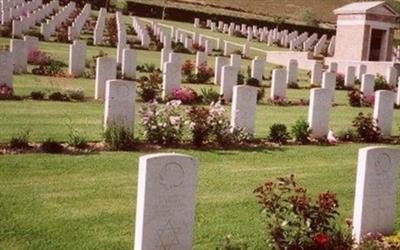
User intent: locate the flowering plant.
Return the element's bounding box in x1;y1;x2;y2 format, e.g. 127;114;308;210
28;49;51;65
254;175;353;249
139;100;184;144
171;87;198;104
0;83;13;97
181;60;195;75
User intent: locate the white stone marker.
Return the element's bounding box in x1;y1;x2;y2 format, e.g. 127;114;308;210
160;48;171;71
345;65;356;88
357;64;367;80
271;69;287;100
134;153;197;250
220;65;237;102
104;80;136;131
195;51;207;74
122;48;137;80
361;74;375;98
95;57;117;100
162;62;181;98
116;43;128;65
10;39;27;73
251;58;264;83
214;57;229;85
24;35;39;53
0;51;13;88
286;59;298;85
230;54;241;73
396;79;400;106
69;40;87;77
308;88;331;138
230;85;258;134
321;72;336;101
373;90;395;137
169;52;182;67
386;66;398;86
328;62;337;73
311;62;323;85
353;146;399;242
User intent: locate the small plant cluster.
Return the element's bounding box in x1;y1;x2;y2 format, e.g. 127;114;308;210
139;101;251;146
192;43;205;53
105;16;118;47
146;26;163;51
268;96;309;106
32;60;66;77
137;72;162;102
374;74;394;91
347;89;374;107
172;42;191;54
28;49;51;65
30;89;85;102
254;175;353;249
181;60;214;84
352;112;381;142
137;63;158;73
170;87;199;104
0;84;13;99
103;125;135;151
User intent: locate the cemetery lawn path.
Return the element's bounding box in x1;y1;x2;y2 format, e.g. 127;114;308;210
1;144;400;249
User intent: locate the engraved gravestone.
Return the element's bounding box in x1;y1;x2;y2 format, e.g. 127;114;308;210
361;74;374;98
373;90;395;137
353;146;399;242
95;57;117;100
311;62;322;86
214;57;229;85
69;40;87;77
271;68;287;100
134;153;197;250
230;85;258;134
103;80;135;131
308;88;331;138
162;62;181;99
220;65;237;102
0;51;13;88
287;59;298;85
321;72;336;101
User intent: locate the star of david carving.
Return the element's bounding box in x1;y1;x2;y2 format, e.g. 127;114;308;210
156;220;180;250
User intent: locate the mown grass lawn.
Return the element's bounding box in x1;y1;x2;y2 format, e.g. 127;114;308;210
2;144;400;249
2;13;400;250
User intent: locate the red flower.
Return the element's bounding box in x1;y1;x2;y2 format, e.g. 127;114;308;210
313;232;329;246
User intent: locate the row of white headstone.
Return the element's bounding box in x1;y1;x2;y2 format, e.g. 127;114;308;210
133;16;150;47
12;0;59;37
1;0;26;24
195;18;335;55
40;1;76;41
68;3;91;41
93;7;106;45
132;145;399;248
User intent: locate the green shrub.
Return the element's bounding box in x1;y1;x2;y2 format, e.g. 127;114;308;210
66;118;88;149
49;91;70;101
352;112;381;142
300;10;319;27
138;72;162;102
10;129;31;149
291;118;310;143
30;91;45;100
337;128;358;142
41;138;64;153
254;175;353;249
104;125;135;151
216;235;248;250
374;74;392;91
268;123;290;144
200;88;220;104
66;88;85;101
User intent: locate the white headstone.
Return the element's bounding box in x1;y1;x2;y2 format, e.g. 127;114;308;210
230;85;258;134
195;51;207;75
220;65;237;102
134;153;197;250
214;57;229;85
345;66;356;88
95;57;117;100
287;59;298;85
160;48;171;71
69;40;87;77
23;35;39;53
311;62;323;85
122;48;137;80
386;66;398;86
169;52;182;67
117;43;128;65
353;146;399;242
361;74;375;98
162;62;181;98
321;72;336;101
251;58;264;83
308;88;331;138
104;80;136;131
230;54;241;73
373;90;395;137
10;39;27;73
0;51;13;88
271;69;287;100
357;64;367;80
328;62;337;73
